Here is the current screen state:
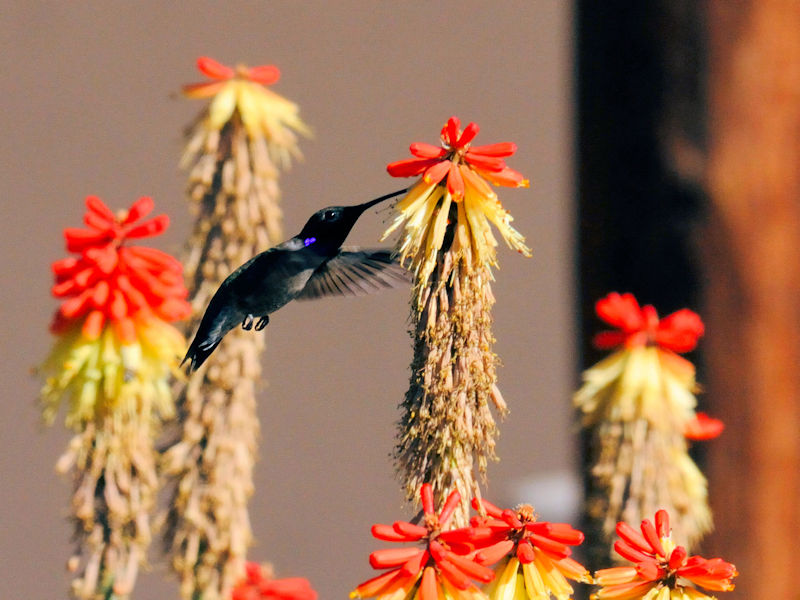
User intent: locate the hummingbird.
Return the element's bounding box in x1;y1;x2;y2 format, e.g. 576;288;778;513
182;189;409;372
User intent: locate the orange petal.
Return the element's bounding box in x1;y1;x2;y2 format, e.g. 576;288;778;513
81;310;105;340
446;161;465;200
456;122;479;147
246;64;280;85
197;56;234;79
467;142;517;157
182;81;226;99
419;567;440;600
410;142;447;159
422;160;451;185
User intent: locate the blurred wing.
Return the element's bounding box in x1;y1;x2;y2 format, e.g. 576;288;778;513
296;248;410;300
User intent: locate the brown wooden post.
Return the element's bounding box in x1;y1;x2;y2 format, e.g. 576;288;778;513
704;2;800;597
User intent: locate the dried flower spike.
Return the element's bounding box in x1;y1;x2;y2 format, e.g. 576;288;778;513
352;483;494;600
163;56;309;600
39;195;189;600
470;498;592;600
387;116;530;526
575;293;713;550
593;509;737;599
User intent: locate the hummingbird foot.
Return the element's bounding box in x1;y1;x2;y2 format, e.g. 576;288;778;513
254;316;269;331
242;314;255;330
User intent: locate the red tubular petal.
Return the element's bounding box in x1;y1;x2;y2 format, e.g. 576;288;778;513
419;566;440;600
467;142;517;157
657;308;704;351
475;539;514;565
52;279;77;297
635;559;662;581
125;215;169;239
370;548;424;569
685;413;725;441
85;195;116;222
613;540;652;564
372;523;411;542
52;257;80;277
64;228;113;253
423;160;451;185
91;280;110;308
85;245;119;274
596;293;644;331
122;197;154;225
654;510;670;539
447;163;465;200
527;522;585;545
438;490;462;526
445;552;495;583
592;331;628;349
82;310;105;340
464;152;506;172
182;81;226;99
471;498;504;518
428;541;447;562
83;212;114;231
476;166;529;187
517;540;536;564
113;317;136;343
352;569;406;598
640;519;665;557
410;143;447;159
156;297;192;321
60;289;93;319
421;484;435;515
115;275;149;311
438;527;486;545
109;289;129;320
669;546;687;570
393;520;428;540
401;550;429;577
500;509;523;529
616;522;653;554
435;559;470;590
456;122;480;147
246;64;280;84
529;533;570;559
444;117;461;147
123;246;183;273
387;157;441;178
197;56;234;79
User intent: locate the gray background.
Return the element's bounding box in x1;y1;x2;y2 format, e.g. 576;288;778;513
0;3;574;598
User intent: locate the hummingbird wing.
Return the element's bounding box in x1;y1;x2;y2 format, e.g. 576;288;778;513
296;248;409;299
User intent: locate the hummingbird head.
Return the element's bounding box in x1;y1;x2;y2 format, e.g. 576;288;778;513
297;189;407;249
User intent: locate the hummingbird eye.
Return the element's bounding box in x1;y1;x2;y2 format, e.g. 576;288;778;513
322;209;338;221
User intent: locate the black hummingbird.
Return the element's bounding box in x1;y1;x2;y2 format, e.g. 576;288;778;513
182;189;409;372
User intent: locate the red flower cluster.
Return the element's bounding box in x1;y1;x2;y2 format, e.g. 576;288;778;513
353;485;589;600
386;116;528;200
50;196;190;342
593;292;704;353
468;499;587;574
595;510;737;598
353;484;494;600
183;56;281;98
232;562;317;600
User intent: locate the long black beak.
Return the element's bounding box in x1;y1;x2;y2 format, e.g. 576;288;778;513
355;187;409;212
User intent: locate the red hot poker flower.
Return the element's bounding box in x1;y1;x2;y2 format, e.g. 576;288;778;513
352;483;495;600
232;562;317;600
50;196;191;343
594;509;737;599
593;292;704;353
387;116;528;200
183;56;281;99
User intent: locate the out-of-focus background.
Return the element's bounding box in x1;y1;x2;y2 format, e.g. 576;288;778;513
2;2;798;599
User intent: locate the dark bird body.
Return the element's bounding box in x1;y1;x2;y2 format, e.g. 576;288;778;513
182;191;408;372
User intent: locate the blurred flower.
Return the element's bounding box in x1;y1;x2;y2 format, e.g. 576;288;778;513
593;509;737;599
384;115;530;290
164;56;309;600
183;56;309;168
39;196;189;599
232;562;317;600
470;498;591;600
387;117;529;525
684;413;724;441
575;293;713;549
352;484;494;600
